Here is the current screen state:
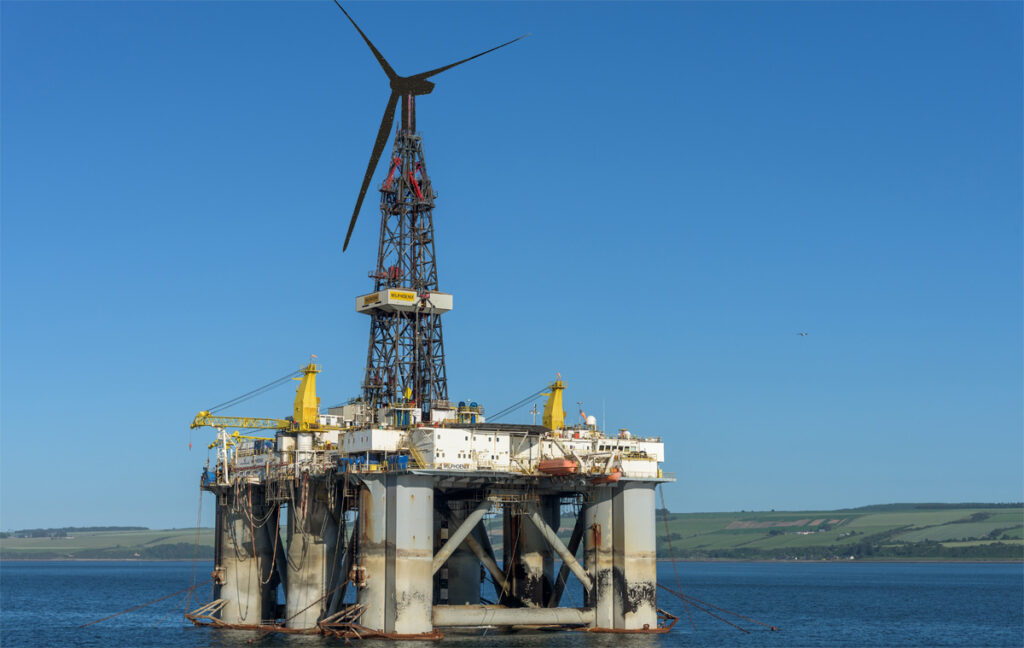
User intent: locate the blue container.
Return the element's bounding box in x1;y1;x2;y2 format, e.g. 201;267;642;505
386;455;409;470
339;455;372;472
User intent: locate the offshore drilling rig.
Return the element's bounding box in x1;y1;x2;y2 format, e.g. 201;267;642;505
186;4;675;639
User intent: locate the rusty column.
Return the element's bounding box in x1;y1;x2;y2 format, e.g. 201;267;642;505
612;482;658;630
503;495;559;606
385;473;434;634
356;476;388;631
584;485;615;629
285;483;340;629
214;487;278;625
435;499;484;605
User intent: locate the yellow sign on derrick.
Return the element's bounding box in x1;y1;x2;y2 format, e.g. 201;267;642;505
356;289;453;314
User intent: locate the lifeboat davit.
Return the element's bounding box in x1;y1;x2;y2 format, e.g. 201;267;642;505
538;458;577;475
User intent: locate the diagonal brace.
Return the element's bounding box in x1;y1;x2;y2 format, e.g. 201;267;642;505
527;508;593;592
462;531;513;599
432;499;491;575
547;508;587;607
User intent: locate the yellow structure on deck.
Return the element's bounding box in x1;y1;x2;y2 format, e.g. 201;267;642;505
293;362;321;427
191;362;339;433
542;377;567;431
207;431;275;450
192;414;289;430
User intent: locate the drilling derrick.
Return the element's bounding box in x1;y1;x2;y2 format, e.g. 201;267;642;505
360;95;449;411
338;4;522;415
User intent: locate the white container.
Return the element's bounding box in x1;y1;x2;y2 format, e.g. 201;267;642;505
296;433;313;463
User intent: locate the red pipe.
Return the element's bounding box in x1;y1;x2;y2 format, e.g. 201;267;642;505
383;156;401;189
408;171;423;199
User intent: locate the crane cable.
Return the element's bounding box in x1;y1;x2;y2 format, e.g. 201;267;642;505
488;385;548;422
206;368;304;414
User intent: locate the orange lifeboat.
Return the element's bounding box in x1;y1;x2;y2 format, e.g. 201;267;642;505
591;469;622;485
538;458;577;475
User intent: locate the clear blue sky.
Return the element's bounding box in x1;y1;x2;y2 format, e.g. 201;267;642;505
2;1;1021;529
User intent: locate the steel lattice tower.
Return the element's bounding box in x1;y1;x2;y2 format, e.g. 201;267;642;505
337;5;522;413
361;97;448;411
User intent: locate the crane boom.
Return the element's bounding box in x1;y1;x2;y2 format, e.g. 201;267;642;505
190;362;342;432
206;430;276;450
191;412;291;430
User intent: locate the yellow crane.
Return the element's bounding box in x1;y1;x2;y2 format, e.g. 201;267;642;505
542;375;567;431
193;361;344;484
191;361;342;433
206;431;275;451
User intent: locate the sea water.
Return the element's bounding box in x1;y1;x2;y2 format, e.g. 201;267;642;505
1;561;1021;647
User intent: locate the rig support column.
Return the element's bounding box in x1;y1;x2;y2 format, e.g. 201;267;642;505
385;474;434;635
356;476;388;631
504;495;559;606
285;483;340;629
612;482;658;630
214;488;278;625
435;500;486;605
584;485;615;629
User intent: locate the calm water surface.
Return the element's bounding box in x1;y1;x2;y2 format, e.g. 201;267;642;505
2;561;1021;647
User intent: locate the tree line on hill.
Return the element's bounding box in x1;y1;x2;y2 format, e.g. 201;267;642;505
0;526;149;539
656;525;1023;561
843;503;1024;512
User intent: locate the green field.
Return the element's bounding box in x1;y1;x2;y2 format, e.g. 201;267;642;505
655;504;1024;561
0;528;214;560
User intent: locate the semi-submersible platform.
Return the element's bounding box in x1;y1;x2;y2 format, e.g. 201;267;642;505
184;4;676;640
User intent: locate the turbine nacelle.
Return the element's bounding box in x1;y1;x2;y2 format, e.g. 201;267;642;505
393;77;435;96
334;1;526;251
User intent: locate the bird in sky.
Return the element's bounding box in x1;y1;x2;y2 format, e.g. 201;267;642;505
798;332;808;336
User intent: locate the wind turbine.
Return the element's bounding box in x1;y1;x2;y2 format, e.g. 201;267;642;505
333;1;527;251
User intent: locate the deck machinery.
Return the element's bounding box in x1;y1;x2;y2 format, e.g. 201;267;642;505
188;4;675;640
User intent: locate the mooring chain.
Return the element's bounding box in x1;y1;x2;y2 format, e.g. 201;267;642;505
658;583;779;633
183;486;204;622
658;484;696;630
78;580;212;628
245;577;351;645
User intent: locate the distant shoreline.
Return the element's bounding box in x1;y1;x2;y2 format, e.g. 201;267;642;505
0;558;212;562
3;557;1020;564
657;558;1024;564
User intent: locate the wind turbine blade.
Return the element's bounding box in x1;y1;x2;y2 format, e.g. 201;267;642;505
343;91;399;252
414;34;529;80
333;1;397;81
